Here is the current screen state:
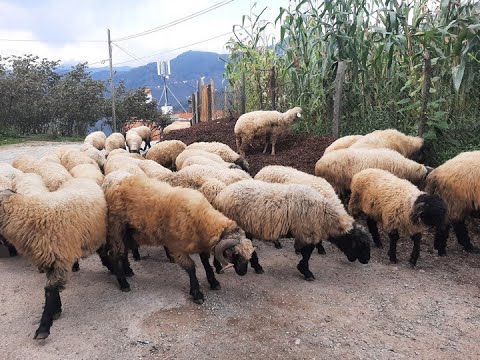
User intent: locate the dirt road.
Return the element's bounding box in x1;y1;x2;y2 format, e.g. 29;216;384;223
0;142;479;360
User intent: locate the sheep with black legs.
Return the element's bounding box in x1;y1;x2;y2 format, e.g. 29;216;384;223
129;125;152;151
104;175;255;304
348;169;447;265
186;142;250;172
234;106;302;157
350;129;429;162
213;180;371;280
323;135;364;155
0;177;107;339
424;151;480;255
255;165;342;252
315;148;431;201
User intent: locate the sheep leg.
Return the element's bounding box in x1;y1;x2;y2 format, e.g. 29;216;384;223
164;246;175;263
213;256;224;274
434;224;450;256
387;231;399;263
409;233;422;266
296;243;315;281
452;221;480;253
121;255;134;277
112;254;131;292
2;238;17;257
262;135;269;154
366;218;383;248
316;242;326;255
200;252;221;290
249;250;264;274
175;253;205;304
270;133;278;156
273;240;283;249
34;286;61;339
96;245;114;273
131;248;141;261
71;261;80;272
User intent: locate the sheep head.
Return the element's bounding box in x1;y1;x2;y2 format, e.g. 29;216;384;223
214;226;254;276
328;222;371;264
234;158;250;173
411;193;447;228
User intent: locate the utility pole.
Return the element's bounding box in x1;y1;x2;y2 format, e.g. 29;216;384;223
107;28;117;133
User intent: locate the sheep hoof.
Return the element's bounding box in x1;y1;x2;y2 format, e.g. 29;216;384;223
409;259;417;267
210;283;221;290
215;269;224;274
305;275;315;281
465;245;480;254
254;268;265;274
120;286;131;292
34;330;49;340
437;249;447;256
193;298;204;305
52;311;62;321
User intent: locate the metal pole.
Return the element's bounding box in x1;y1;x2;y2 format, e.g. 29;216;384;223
107;28;117;133
163;76;169;106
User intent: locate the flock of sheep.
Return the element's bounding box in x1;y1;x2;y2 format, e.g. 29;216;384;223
0;107;478;341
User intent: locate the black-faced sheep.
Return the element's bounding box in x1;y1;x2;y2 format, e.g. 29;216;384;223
425;151;480;255
350;129;429;162
0;178;107;339
348;169;447;265
213;180;371;281
104;175;255;304
234;106;302;157
315;148;430;201
185;142;250;172
145;140;187;170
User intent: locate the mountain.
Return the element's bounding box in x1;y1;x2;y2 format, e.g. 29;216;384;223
90;50;229;110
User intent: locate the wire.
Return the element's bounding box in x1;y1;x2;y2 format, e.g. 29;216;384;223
113;0;234;42
112;31;231;66
88;58;110;66
112;43;144;64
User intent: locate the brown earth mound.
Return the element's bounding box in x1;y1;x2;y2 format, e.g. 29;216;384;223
162;116;333;175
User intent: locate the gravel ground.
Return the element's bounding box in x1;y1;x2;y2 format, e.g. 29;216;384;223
0;140;480;360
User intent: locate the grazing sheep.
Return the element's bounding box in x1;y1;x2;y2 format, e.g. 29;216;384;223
0;163;23;180
315;148;430;200
176;149;239;171
12;155;73;191
349;169;447;265
234;106;302;157
136;159;172;180
80;143;105;169
186;142;250;172
323;135;364;155
84;131;107;150
0;178;107;339
104;155;146;176
56;148;98;171
350;129;428;161
130;125;152;151
162;121;191;136
255;165;341;252
180;155;240;170
104;175;255;304
105;132;126;156
69;164;104;186
126;130;143;154
213;180;371;280
145;140;187;170
107;148;128;157
425;151;480;255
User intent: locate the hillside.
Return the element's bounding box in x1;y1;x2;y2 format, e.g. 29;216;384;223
90;50;228;110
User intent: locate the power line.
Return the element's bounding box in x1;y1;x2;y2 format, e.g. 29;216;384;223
88;58;110;66
112;31;231;66
112;42;144;64
113;0;234;42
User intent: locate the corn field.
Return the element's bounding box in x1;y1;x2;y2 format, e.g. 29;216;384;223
224;0;480;164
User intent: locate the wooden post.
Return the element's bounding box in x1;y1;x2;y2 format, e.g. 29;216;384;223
419;49;431;137
224;85;228;116
240;72;246;115
196;80;201;124
191;93;196;125
201;85;208;121
207;84;213;121
210;79;215;120
270;66;276;110
332;61;347;139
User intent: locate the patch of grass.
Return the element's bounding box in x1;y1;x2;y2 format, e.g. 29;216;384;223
0;133;84;146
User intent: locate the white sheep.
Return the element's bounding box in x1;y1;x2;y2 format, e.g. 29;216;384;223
80;143;106;169
84;131;107;150
145;140;187;170
234;106;302;157
213;180;371;280
126;129;143;153
162;121;191;136
323;135;364;155
425;151;480;255
349;168;447;265
105;132;126;156
176;149;239;171
0;178;107;339
186;142;250;172
104;175;255;304
129;125;152;150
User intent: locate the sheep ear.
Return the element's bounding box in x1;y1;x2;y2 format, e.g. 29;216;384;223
411;202;424;224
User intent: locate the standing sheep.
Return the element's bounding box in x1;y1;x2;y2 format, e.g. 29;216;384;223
348;169;447;265
130;125;152;151
186;142;250;172
145;140;186;170
104;176;255;304
126;130;143;153
425;151;480;255
105;132;126;156
350;129;429;162
315;148;430;200
0;178;107;339
213;180;371;280
162;121;191;136
84;131;107;150
234;106;302;157
323;135;364;155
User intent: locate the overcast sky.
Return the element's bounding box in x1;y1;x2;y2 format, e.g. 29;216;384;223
0;0;291;68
